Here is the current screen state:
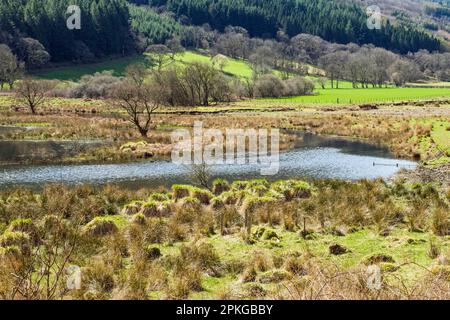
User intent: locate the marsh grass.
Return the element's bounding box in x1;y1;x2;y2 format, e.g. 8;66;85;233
0;178;448;300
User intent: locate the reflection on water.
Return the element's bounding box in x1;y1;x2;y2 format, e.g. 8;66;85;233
0;140;103;164
0;132;416;190
0;126;24;135
292;131;391;157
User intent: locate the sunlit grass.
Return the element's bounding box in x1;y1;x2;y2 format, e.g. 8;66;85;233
34;55;147;81
264;87;450;105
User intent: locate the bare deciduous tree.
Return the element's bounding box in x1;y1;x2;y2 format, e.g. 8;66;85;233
184;62;220;106
146;44;171;72
15;78;56;114
319;51;348;89
165;37;185;60
0;44;24;90
0;216;82;300
125;63;149;88
113;80;161;137
189;162;211;190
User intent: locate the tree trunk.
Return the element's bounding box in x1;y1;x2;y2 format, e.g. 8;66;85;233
138;127;148;137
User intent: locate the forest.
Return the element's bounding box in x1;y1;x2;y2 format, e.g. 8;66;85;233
143;0;442;53
0;0;134;64
0;0;445;69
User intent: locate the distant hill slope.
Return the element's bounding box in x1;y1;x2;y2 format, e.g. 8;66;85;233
35;51;281;81
360;0;450;42
137;0;441;53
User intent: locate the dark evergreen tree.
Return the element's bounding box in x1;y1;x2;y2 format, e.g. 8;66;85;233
144;0;441;53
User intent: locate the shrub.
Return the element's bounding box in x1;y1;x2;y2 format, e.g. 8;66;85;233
179;241;221;272
180;196;201;210
261;228;280;241
140;201;158;217
241;265;257;283
364;254;395;265
431;206;449;236
149;192;171;202
210;197;225;211
243;283;267;298
191;187;213;205
145;218;169;244
166;265;203;299
145;246;162;260
254;74;286;98
84;217;118;237
8;218;40;244
257;269;291;283
212;179;230;195
132;213;146;225
68;71;122;99
249;251;273;272
83;259;116;294
272;180;311;201
121;201;143;215
0;230;31;254
427;240;441;259
220;191;238;205
284;77;315;96
158;201;173;217
430;265;450;281
172;185;191;201
231;181;249;191
284;256;307;275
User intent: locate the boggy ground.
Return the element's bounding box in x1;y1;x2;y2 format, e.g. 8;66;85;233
0;178;448;300
0;95;449;169
0;94;448;300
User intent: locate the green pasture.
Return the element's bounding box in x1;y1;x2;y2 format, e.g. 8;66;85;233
33;51;275;81
264;87;450;105
30;50;450;106
34;55;147;81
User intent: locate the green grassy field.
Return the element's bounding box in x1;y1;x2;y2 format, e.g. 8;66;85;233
416;119;450;165
34;51;278;81
32;51;450;105
264;87;450;105
406;82;450;88
168;51;255;78
34;55;147;81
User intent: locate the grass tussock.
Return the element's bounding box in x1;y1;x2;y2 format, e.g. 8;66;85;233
0;178;448;300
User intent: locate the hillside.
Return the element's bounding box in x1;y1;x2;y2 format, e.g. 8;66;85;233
360;0;450;41
141;0;441;53
0;0;134;64
33;50;450;106
0;0;444;70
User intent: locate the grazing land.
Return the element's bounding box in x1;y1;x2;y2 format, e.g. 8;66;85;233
34;51;450;106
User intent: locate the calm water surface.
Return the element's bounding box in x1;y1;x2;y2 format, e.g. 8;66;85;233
0;132;416;190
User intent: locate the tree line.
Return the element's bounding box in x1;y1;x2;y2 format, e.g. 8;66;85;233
13;55;315;137
145;0;441;54
319;46;422;88
175;26;450;85
0;0;134;65
0;0;445;70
